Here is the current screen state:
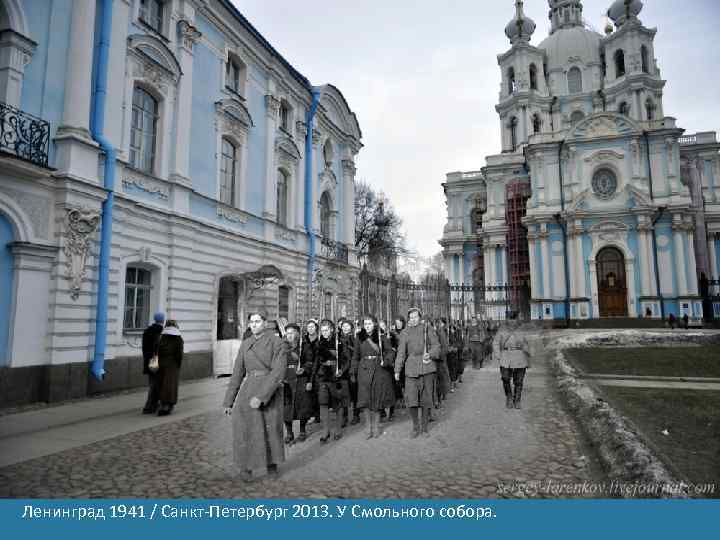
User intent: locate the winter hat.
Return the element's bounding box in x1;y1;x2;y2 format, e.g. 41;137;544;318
153;312;166;324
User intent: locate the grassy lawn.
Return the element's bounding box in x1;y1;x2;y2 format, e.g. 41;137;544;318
566;347;720;378
599;387;720;496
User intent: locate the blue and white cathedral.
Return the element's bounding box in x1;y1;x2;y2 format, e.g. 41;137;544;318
440;0;720;322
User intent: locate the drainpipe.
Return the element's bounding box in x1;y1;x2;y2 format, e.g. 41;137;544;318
556;139;571;326
549;96;557;131
90;0;115;380
644;130;665;320
305;86;324;317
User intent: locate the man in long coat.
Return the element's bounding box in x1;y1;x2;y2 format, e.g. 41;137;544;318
395;308;440;438
223;312;287;481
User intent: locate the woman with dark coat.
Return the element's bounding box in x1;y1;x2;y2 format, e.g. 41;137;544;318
315;319;351;443
156;319;184;416
389;316;406;416
351;315;395;439
282;323;315;444
339;320;359;425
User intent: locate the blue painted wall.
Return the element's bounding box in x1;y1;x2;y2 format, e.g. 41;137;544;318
189;42;221;199
21;0;73;167
0;214;14;366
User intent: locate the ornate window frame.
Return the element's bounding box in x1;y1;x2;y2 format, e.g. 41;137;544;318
116;250;168;339
215;98;252;211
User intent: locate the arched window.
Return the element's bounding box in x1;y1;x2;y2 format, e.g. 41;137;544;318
276;169;288;227
279;100;291;131
323;139;334;168
139;0;165;35
529;64;538;90
614;49;625;78
570;110;585;124
123;266;153;331
219;138;237;206
508;67;516;95
532;114;541;134
618;102;630;116
320;192;332;238
130;86;158;173
640;45;649;74
225;54;246;97
567;67;582;94
645;99;655;121
509;117;518;151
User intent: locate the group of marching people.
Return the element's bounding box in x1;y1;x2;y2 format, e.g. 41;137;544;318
275;309;471;445
221;307;495;482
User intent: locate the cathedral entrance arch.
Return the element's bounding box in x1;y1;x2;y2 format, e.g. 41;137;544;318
596;247;628;317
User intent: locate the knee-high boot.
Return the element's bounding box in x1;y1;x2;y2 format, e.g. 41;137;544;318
409;407;420;438
320;405;330;442
334;407;344;439
365;409;375;439
421;407;431;437
503;379;513;408
513;382;523;409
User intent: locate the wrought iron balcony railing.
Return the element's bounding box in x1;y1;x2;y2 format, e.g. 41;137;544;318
321;238;349;264
0;101;50;168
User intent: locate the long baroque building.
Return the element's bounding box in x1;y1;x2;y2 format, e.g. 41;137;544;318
0;0;362;406
440;0;720;322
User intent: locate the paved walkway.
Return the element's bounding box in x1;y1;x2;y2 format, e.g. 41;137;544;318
0;352;605;498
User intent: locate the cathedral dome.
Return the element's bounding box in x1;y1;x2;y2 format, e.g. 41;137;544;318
538;25;602;72
505;1;536;45
607;0;643;26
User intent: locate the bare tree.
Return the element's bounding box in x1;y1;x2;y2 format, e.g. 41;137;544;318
355;180;407;274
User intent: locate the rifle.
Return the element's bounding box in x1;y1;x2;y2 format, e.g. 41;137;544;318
296;333;303;375
335;329;341;377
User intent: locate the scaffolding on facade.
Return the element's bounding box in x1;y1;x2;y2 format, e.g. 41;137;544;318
505;181;532;319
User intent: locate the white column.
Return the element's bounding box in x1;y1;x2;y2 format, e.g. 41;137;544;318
574;232;585;297
0;30;36;109
58;0;96;139
687;229;698;295
500;246;507;284
528;236;538;296
342;160;356;246
709;235;718;278
264;94;280;218
638;229;651;296
171;19;201;186
541;233;551;298
673;225;688;296
459;252;466;285
627;260;638;317
311;130;321;233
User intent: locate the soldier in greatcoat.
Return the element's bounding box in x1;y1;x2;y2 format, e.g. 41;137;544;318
223;311;287;482
395;308;440;438
282;323;315;444
352;315;395;439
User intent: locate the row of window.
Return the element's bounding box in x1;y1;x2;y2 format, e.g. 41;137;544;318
506;46;651;99
126;266;294;334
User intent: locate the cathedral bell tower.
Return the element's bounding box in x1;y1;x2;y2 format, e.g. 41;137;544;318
496;1;550;153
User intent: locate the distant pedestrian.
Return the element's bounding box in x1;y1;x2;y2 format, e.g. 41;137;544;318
156;320;184;416
223;312;287;482
493;314;530;409
141;312;165;414
668;313;677;329
467;316;488;369
682;313;690;329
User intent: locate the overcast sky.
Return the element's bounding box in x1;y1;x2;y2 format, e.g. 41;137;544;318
232;0;720;257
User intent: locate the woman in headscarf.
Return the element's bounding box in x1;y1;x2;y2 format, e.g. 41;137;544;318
351;315;395;439
156;319;184;416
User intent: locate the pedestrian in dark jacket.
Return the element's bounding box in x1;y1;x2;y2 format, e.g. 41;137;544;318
390;316;406;411
282;323;315;444
339;320;359;425
434;318;451;404
315;319;350;442
223;312;287;482
141;312;165;414
156;319;183;416
352;315;395;439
